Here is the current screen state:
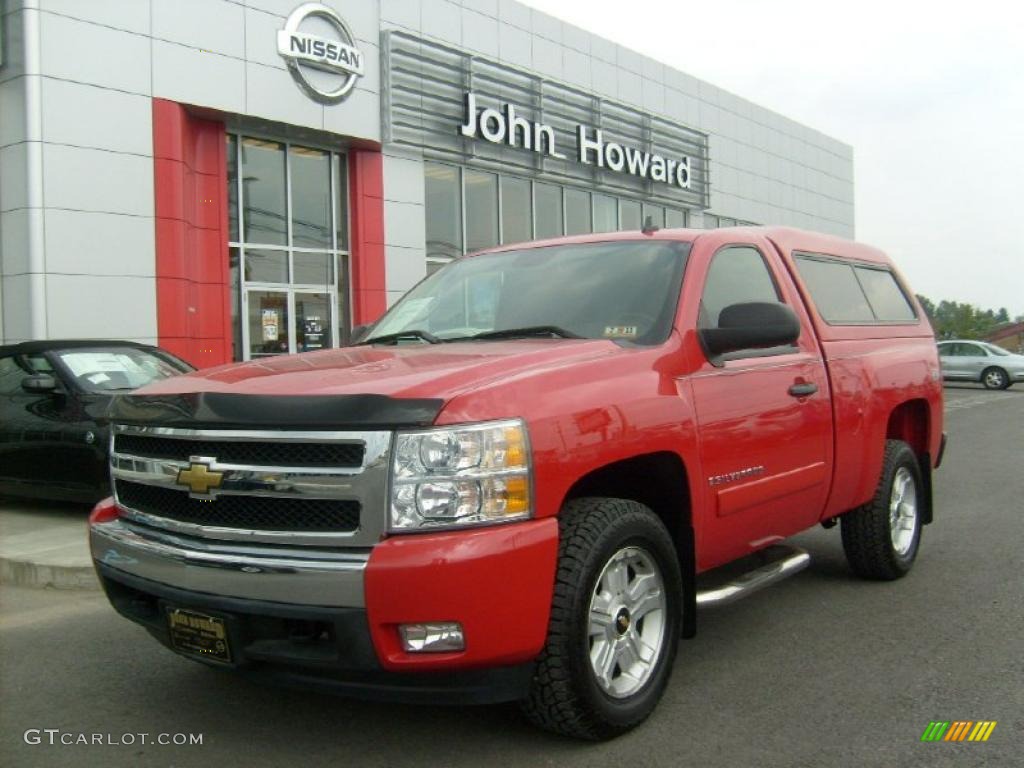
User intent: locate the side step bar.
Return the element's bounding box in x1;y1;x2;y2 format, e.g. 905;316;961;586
696;544;810;607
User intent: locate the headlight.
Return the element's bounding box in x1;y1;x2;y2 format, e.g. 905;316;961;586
389;419;532;531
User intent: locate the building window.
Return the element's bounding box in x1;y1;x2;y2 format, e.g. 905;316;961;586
642;203;665;229
464;169;499;252
666;208;687;228
422;161;694;269
535;182;563;239
425;163;462;272
593;194;618;232
500;176;532;245
565;188;592;235
227;134;348;361
620;200;642;230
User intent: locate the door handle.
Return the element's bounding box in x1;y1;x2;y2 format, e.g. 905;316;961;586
788;382;818;397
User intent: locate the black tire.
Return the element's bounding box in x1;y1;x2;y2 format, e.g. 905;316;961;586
840;440;923;580
981;367;1010;390
521;497;682;740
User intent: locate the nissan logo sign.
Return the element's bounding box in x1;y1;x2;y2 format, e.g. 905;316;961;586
277;3;364;104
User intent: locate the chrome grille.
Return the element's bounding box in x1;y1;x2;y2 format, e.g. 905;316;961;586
113;434;364;468
110;426;392;547
114;480;361;532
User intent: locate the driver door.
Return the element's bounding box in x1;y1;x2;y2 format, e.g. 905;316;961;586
686;236;833;570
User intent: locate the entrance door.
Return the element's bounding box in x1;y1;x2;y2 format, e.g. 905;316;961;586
294;292;334;353
243;289;337;357
245;290;290;358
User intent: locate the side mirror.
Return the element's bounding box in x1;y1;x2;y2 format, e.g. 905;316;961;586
349;324;371;344
22;373;58;394
699;302;801;357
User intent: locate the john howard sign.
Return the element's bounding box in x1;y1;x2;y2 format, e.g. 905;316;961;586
459;92;694;191
383;30;709;209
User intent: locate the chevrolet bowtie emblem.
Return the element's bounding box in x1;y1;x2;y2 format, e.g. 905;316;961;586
176;461;224;496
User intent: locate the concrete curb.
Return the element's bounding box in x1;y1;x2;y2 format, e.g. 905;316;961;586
0;557;99;590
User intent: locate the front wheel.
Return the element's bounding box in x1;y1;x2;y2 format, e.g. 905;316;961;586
522;498;682;740
841;440;923;580
982;367;1010;390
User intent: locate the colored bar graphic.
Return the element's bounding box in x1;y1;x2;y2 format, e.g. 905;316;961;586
921;721;950;741
921;720;996;742
945;721;972;741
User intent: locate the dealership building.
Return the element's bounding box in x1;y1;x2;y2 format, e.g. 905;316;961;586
0;0;854;366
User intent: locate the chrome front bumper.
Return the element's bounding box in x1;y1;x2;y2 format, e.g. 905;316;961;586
90;518;369;607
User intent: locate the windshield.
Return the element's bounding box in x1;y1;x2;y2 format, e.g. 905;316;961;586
364;240;690;345
55;348;188;393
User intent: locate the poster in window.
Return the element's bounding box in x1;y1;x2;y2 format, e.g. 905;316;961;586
262;309;279;342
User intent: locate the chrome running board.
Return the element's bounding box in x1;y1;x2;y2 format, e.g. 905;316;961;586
696;544;810;607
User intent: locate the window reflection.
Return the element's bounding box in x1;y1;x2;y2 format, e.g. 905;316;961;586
500;176;532;244
422;163;698;270
425;163;462;262
620;200;641;230
241;138;287;246
565;188;592;235
593;194;617;233
465;169;499;252
665;208;686;228
290;145;332;249
642;204;665;229
244;249;288;283
535;183;563;238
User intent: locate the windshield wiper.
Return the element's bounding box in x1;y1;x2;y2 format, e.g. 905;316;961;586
358;329;441;346
467;325;583;341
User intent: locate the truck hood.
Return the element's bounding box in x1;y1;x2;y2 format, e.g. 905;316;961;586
138;340;621;403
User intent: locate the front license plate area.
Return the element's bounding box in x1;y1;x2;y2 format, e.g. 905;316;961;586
166;608;232;663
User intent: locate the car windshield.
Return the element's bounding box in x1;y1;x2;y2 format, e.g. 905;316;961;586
55;348;187;393
363;240;690;346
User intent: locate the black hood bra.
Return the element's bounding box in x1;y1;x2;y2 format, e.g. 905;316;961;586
109;392;445;430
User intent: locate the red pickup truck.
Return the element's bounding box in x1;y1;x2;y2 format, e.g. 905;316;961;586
90;226;945;739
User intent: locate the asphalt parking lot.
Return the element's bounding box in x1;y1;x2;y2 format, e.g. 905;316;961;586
1;384;1021;767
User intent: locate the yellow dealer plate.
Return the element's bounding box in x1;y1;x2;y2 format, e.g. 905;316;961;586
166;608;232;663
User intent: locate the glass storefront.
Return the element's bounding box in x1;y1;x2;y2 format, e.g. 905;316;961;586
423;161;693;272
227;134;349;360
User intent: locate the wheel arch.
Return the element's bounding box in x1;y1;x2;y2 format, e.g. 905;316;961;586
562;452;697;638
885;399;933;524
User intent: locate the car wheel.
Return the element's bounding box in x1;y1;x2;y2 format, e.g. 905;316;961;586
981;367;1010;390
840;440;923;580
522;497;682;740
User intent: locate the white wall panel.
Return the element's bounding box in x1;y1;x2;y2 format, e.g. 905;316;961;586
39;12;151;95
152;39;245;114
40;79;151;156
43;209;155;277
42;144;152;217
45;274;157;339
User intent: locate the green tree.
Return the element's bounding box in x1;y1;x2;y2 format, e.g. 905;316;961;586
916;294;1006;339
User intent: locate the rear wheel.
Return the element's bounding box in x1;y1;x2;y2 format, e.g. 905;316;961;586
522;497;682;740
982;367;1010;390
841;440;923;580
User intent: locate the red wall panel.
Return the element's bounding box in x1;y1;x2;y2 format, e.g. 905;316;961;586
152;98;231;369
348;150;387;326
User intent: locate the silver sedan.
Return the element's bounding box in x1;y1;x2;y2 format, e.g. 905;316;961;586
937;340;1024;389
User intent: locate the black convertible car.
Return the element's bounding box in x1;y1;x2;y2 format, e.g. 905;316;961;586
0;340;193;503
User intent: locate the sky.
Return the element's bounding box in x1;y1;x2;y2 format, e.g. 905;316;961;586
523;0;1024;316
